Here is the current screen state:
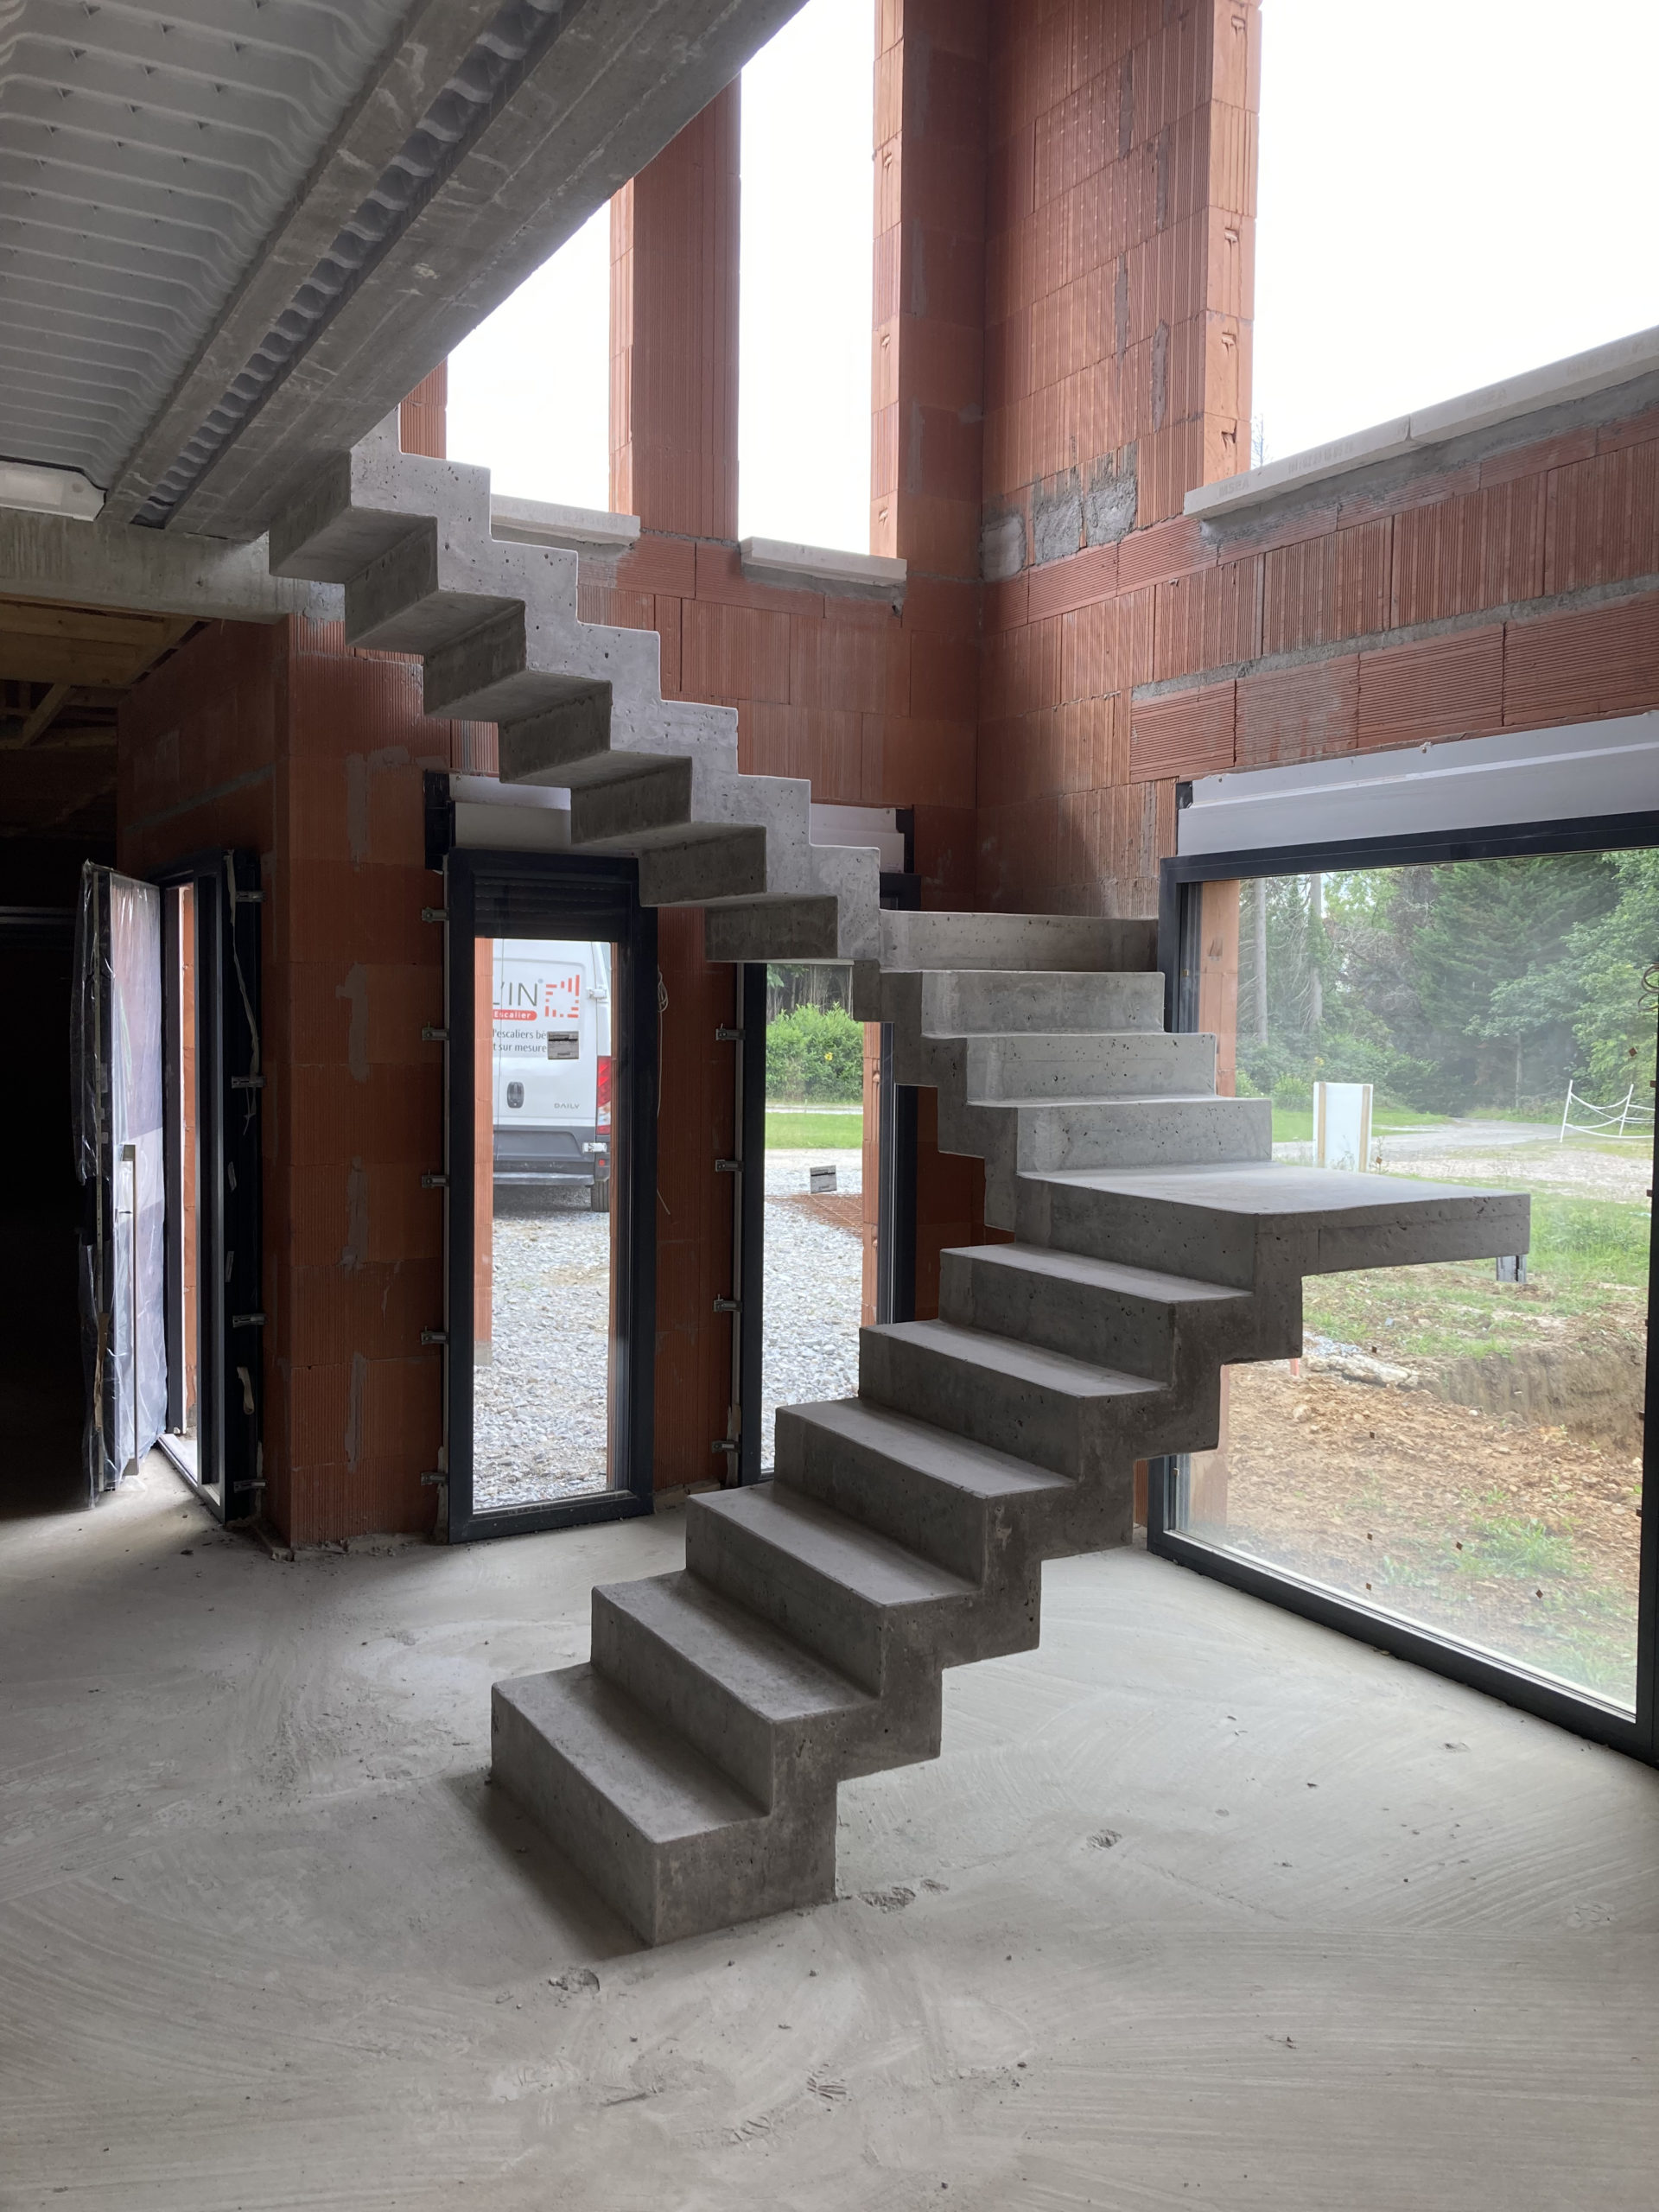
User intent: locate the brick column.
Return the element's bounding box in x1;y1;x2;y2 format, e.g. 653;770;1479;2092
609;92;742;1485
610;83;741;537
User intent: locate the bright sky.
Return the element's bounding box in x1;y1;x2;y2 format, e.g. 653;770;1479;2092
448;0;1659;535
447;0;873;541
1253;0;1659;463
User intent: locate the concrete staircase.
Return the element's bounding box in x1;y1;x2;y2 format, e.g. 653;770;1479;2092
270;428;1529;1947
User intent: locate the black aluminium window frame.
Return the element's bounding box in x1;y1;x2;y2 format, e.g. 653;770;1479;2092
1154;806;1659;1766
442;848;658;1543
734;872;921;1483
148;850;264;1524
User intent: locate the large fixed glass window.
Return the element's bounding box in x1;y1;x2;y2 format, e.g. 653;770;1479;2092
1154;838;1657;1747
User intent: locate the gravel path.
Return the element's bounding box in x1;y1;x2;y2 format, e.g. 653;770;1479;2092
761;1147;863;1471
474;1192;611;1513
472;1147;869;1502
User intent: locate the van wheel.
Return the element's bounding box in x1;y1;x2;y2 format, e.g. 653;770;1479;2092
588;1173;611;1214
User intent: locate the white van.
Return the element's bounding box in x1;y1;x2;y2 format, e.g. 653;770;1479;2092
492;938;612;1208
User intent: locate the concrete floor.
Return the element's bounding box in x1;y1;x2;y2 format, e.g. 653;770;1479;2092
3;1459;1656;2211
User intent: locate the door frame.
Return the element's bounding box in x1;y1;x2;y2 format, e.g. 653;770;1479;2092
148;850;264;1523
442;848;658;1542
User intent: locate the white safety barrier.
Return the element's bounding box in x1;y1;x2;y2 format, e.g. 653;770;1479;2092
1559;1079;1656;1141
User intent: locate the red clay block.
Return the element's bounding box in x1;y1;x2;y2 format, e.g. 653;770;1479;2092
1392;478;1545;627
1236;655;1358;766
1544;443;1659;598
615;532;697;597
1357;627;1503;750
1129;681;1236;780
682;599;793;705
1503;591;1659;726
1118;511;1211;592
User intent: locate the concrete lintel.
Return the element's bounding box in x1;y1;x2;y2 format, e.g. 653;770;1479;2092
0;509;340;625
491;498;641;556
1185;322;1659;524
739;537;907;603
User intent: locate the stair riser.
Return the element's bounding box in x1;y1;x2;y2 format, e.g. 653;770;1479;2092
882;912;1157;973
492;1681;838;1944
858;1327;1221;1473
591;1584;941;1798
702;898;843;963
919;969;1166;1037
684;1504;970;1700
639;831;771;905
938;1249;1181;1376
772;1411;998;1583
772;1417;1073;1656
963;1032;1217;1103
1014;1096;1272;1174
591;1586;779;1808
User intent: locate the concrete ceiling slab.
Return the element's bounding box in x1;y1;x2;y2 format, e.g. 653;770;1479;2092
0;0;802;546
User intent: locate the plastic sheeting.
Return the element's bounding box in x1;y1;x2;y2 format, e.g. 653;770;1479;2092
72;865;167;1498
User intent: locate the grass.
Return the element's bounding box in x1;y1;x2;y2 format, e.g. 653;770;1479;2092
1302;1188;1650;1361
1269;1103;1451;1146
765;1109;863;1151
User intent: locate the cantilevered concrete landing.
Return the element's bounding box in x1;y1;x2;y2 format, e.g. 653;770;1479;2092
3;1457;1656;2209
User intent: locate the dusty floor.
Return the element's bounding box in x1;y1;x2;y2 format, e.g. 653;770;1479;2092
3;1458;1657;2211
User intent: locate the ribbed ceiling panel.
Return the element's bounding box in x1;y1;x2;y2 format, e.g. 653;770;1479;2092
0;0;411;485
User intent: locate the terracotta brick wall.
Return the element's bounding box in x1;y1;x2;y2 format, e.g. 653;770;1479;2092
976;0;1260;919
1128;404;1659;779
121;616;469;1546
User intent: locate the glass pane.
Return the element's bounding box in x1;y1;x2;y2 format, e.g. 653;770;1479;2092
164;882;200;1476
761;963;873;1471
473;935;616;1510
1174;855;1651;1712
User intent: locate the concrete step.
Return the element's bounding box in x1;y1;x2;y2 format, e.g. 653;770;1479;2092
1001;1093;1271;1175
684;1484;978;1697
774;1395;1071;1579
590;1570;908;1808
963;1029;1216;1103
938;1243;1252;1377
492;1662;817;1947
905;967;1166;1037
858;1317;1164;1482
1017;1160;1533;1295
881;911;1157;973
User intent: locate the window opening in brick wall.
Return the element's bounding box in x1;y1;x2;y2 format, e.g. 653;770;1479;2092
161;882;201;1481
739;0;875;553
1157;847;1656;1729
447;206;610;510
1254;0;1659;464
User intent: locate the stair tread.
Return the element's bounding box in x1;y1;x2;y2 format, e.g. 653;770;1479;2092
874;1317;1163;1397
967;1090;1236;1109
497;1662;765;1838
601;1570;872;1724
696;1484;976;1607
1030;1160;1520;1217
783;1395;1074;1500
944;1242;1246;1304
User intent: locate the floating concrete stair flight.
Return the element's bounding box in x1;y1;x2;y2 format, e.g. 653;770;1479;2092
268;414;881;962
269;422;1529;1945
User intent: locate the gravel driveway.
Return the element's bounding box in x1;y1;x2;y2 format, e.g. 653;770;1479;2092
761;1147;864;1471
474;1191;611;1514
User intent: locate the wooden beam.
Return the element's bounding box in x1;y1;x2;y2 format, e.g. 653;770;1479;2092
0;682;71;749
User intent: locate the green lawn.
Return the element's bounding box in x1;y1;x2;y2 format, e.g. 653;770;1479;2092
766;1109;863;1151
1269;1103;1451;1146
1303;1187;1649;1361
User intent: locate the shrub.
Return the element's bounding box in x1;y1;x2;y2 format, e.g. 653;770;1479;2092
766;1003;865;1103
